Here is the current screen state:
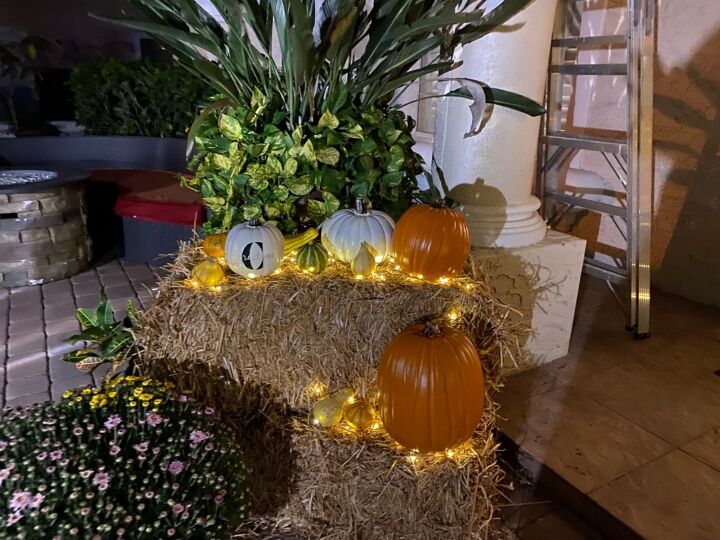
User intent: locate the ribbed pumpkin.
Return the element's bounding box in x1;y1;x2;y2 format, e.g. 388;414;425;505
321;199;395;263
297;242;328;274
377;322;485;452
392;201;470;280
225;218;284;277
202;233;227;258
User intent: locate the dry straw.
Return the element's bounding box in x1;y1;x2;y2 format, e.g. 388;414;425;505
138;242;523;409
136;240;525;539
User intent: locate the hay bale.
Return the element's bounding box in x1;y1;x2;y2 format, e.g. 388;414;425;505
137;242;521;409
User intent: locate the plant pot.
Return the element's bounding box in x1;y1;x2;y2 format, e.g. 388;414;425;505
434;0;559;248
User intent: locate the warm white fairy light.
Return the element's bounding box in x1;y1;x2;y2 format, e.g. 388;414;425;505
312;418;321;426
346;395;356;405
247;272;257;279
446;308;461;322
355;275;364;281
438;277;450;285
273;268;282;275
371;422;381;431
464;283;474;291
394;265;402;271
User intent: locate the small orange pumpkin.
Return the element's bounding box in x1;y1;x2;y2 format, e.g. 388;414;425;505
392;201;470;280
202;233;228;258
377;322;485;452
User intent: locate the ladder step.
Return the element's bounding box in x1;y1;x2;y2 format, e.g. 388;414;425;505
552;35;627;48
543;132;627;154
545;192;627;217
583;259;627;284
550;63;627;75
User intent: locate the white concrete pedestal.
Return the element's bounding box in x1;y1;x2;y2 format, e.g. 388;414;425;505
472;230;587;371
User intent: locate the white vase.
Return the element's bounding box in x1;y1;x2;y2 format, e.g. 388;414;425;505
433;0;559;248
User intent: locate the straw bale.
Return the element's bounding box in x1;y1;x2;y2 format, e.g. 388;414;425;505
137;242;522;410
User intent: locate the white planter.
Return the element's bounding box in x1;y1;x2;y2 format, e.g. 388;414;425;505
433;0;559;248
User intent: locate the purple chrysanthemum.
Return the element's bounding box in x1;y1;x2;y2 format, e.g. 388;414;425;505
189;430;209;445
9;491;32;512
104;415;122;430
145;411;164;427
168;460;185;476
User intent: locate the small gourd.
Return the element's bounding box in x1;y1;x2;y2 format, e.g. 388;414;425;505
312;388;354;428
297;242;329;274
343;400;376;431
351;242;377;277
202;233;228;259
191;258;225;287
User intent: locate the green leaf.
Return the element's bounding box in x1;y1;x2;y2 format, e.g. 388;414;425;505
248;176;269;191
284;157;298;176
203;196;226;212
219;114;244;140
212;153;233;170
353;138;377;155
350;181;370;198
345;124;364;140
301;140;316;163
103;331;133;357
386;144;405;172
64;348;101;365
318;111;340;130
126;300;141;328
242;204;262;220
381;171;405;187
286;176;314;196
306;199;327;221
95;298;113;327
322;191;341;215
316;147;340;166
273;185;290;201
76;307;97;329
266;156;283;174
319;169;346;193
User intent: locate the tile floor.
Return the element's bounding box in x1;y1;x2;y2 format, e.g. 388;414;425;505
497;276;720;539
0;259;159;407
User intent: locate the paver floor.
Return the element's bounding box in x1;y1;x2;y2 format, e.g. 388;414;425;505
0;259;159;407
498;276;720;539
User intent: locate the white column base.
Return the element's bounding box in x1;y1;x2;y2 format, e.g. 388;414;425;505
471;230;587;372
463;196;547;248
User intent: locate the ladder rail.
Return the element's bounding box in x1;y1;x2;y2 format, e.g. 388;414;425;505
537;0;655;338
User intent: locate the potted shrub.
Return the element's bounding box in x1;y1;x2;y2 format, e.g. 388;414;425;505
98;0;544;234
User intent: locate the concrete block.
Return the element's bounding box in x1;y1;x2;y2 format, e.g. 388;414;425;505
472;230;586;371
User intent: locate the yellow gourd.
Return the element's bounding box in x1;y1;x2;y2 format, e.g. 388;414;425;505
312;388;354;428
191;258;225;287
343;400;376;431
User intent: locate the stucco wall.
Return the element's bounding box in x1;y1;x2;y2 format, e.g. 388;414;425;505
551;0;720;308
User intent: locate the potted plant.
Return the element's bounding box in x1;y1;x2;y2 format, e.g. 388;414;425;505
97;0;544;234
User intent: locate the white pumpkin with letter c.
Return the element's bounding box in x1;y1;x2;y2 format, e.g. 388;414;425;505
225;218;284;277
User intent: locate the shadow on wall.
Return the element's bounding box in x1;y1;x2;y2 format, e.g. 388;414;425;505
652;27;720;308
449;176;507;249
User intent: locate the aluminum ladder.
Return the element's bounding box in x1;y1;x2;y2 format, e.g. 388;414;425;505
536;0;655;337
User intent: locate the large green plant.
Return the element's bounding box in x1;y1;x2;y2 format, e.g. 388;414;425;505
189;87;423;233
96;1;543;129
70;59;212;136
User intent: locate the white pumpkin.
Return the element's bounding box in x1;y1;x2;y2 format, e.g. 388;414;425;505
321;199;395;263
225;218;284;277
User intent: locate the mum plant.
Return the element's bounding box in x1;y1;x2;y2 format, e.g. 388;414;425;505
99;0;543;233
0;376;248;538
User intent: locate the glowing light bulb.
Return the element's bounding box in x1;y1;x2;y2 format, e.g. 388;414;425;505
377;274;386;281
213;286;222;293
273;268;282;275
374;255;383;263
355;275;364;281
329;258;336;263
247;273;257;279
389;256;396;263
308;266;315;272
406;455;418;464
417;274;424;280
394;265;402;271
446;308;460;322
465;283;474;291
438;277;450;285
445;449;455;458
371;422;380;431
312;418;320;426
346;395;356;405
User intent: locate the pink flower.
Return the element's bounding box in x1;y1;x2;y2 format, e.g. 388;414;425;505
29;494;44;509
49;450;63;461
0;469;10;484
204;442;215;452
72;427;83;436
7;511;21;525
168;461;185;476
167;529;176;537
144;491;154;499
92;472;110;487
138;454;147;462
133;442;149;453
9;491;32;512
188;430;209;445
81;507;91;516
204;407;215;415
109;445;121;456
171;503;184;514
104;415;122;430
214;494;224;505
36;452;47;461
0;441;7;451
80;470;92;479
45;466;56;474
145;412;164;427
59;459;69;467
178;395;188;403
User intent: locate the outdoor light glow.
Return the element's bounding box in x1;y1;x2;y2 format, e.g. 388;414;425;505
389;256;396;263
374;255;383;263
306;381;328;398
417;274;424;280
346;395;356;405
308;266;316;272
394;265;402;271
212;285;222;293
247;273;257;279
438;277;450;285
465;283;475;291
217;257;226;266
377;274;386;281
312;418;321;426
355;275;364;280
446;308;461;322
445;449;455;458
273;268;282;275
371;422;381;431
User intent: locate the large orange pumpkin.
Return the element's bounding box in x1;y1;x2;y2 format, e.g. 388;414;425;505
392;201;470;280
202;233;228;258
377;322;485;452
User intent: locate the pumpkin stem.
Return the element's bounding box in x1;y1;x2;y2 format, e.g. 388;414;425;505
433;198;446;209
421;322;443;338
354;198;368;214
248;217;260;227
